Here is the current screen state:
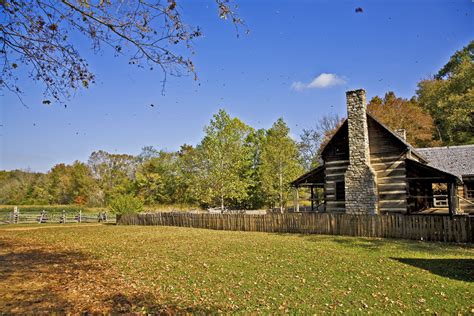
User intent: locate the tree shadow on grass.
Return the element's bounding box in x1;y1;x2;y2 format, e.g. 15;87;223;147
0;239;225;314
0;239;95;313
390;258;474;282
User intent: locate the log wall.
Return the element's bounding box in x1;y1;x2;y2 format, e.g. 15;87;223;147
367;117;408;213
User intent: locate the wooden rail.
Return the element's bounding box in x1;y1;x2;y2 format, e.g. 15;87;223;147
0;211;114;224
118;212;473;243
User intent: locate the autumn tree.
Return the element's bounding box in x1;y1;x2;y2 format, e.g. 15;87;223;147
367;92;438;147
0;0;243;105
416;40;474;145
196;109;252;210
261;118;303;213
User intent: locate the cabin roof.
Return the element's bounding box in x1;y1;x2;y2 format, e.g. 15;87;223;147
417;145;474;179
320;113;427;163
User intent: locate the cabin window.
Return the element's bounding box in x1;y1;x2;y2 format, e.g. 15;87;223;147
335;181;345;201
466;183;474;199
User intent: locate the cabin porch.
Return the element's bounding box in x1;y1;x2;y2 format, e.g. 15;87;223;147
291;165;326;212
405;159;460;216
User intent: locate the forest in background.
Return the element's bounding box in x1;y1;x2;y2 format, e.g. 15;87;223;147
1;41;472;211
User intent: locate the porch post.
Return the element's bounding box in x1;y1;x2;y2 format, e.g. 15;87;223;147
311;186;314;212
448;182;457;217
295;187;300;213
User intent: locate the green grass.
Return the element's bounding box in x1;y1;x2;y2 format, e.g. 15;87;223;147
0;224;472;313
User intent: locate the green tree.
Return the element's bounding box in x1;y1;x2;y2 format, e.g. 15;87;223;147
174;144;200;206
134;150;179;205
108;194;143;215
242;128;266;209
196;109;252;210
261;118;303;213
47;164;73;204
137;146;160;163
45;161;97;205
87;150;137;204
416;41;474;145
0;170;44;204
68;161;98;205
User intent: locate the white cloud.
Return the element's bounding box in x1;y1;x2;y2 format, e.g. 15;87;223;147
290;81;307;91
291;73;347;91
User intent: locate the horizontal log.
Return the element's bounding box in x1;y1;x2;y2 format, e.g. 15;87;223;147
325;165;349;171
375;168;405;178
326;201;345;205
370;155;405;163
372;162;405;172
379;193;407;200
325;160;349;165
377;175;406;184
325;173;346;180
379;208;408;212
379;201;407;209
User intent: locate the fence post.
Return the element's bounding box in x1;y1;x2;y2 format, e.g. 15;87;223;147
13;206;19;224
39;210;45;224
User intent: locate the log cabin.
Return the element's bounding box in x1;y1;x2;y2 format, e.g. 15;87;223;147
291;89;474;215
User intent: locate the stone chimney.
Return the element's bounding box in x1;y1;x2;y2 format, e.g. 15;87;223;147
344;89;378;214
394;129;407;141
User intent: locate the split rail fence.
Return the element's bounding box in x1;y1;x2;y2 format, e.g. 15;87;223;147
118;212;473;243
1;211;114;224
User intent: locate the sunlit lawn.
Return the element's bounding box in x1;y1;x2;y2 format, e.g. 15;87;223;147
0;224;472;314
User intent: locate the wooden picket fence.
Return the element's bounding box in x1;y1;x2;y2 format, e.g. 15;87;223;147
117;212;474;243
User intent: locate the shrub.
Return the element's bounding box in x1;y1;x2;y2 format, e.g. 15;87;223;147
108;195;143;215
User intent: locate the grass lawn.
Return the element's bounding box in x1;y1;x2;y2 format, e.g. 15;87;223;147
0;224;472;314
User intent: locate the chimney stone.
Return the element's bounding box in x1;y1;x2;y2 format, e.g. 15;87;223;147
394;129;407;141
344;89;378;214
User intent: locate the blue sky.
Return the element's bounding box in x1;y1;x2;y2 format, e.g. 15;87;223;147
1;0;472;172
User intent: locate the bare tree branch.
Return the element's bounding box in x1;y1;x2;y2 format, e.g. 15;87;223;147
0;0;244;105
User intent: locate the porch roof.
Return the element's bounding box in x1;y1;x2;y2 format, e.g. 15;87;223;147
405;158;460;183
291;165;325;187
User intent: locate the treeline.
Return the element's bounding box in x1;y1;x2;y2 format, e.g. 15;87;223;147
0;111;306;210
1;41;472;210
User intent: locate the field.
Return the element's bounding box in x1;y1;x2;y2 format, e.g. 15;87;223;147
0;224;472;314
